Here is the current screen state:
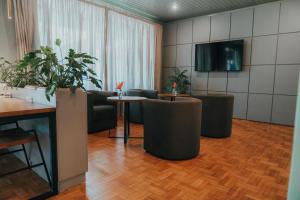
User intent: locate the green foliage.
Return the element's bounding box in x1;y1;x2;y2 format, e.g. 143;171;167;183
0;39;102;101
165;67;190;94
0;57;37;87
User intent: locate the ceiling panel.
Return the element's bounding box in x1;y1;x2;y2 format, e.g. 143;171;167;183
101;0;278;22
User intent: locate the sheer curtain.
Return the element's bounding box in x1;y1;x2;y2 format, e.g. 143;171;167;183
107;11;156;91
37;0;106;89
13;0;38;59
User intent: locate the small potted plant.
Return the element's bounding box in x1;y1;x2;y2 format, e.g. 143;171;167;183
116;81;124;99
166;67;190;94
172;82;177;95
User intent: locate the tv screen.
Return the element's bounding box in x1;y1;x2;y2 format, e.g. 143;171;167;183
195;40;244;72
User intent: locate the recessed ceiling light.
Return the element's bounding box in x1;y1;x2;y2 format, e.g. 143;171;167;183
171;2;178;11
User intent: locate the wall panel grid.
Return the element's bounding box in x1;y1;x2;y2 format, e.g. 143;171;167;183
162;0;300;126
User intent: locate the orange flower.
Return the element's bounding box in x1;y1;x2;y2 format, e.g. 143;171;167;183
116;81;124;90
172;82;177;89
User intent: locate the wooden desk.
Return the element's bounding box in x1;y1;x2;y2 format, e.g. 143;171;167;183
0;98;55;117
0;98;58;199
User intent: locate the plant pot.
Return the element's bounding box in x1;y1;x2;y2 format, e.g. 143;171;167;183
55;88;88;192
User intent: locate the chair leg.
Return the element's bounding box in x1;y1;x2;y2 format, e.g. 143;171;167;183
22;144;31;168
32;130;52;187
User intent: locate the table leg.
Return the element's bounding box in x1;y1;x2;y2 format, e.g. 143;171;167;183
124;102;130;144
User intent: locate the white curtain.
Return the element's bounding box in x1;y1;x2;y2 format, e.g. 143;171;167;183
107;11;156;91
37;0;106;90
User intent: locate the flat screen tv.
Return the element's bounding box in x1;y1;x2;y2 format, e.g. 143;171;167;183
195;40;244;72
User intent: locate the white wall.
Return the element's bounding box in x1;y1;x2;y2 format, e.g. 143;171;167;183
0;0;17;62
162;0;300;126
288;72;300;200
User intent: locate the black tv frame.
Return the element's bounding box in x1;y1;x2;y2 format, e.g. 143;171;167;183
194;40;244;72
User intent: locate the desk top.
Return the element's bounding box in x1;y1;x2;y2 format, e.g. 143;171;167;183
0;98;55;118
158;93;190;98
107;96;147;102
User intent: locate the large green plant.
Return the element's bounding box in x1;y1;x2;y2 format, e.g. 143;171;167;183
165;67;190;94
0;39;102;100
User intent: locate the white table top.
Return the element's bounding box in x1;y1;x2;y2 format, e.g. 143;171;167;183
107;96;147;102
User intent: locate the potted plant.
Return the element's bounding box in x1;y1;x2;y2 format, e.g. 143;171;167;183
116;81;124;99
165;67;190;94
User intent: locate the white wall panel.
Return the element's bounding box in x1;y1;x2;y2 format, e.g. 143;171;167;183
249;65;275;94
247;94;272;122
208;72;228;91
211;13;230;41
228;92;248;119
279;0;300;33
164;22;177;45
274;65;300;95
193;16;210;43
272;95;297;126
227;66;250;93
163;46;176;67
251;35;277;65
231;8;253;39
177;19;193;44
253;2;280;36
176;44;192;67
277;32;300;64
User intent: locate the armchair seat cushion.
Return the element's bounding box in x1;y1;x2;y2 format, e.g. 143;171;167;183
93;105;116;121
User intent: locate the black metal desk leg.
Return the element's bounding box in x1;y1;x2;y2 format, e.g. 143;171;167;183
48;112;58;194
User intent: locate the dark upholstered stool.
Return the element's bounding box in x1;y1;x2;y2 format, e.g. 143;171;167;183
143;97;202;160
193;94;234;138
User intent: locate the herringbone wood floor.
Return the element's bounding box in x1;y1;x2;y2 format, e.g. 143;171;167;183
0;119;294;200
51;119;293;200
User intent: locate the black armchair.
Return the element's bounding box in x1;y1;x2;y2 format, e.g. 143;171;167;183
87;90;118;133
126;89;158;124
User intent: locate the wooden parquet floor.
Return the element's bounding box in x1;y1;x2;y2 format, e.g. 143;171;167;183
0;152;50;200
0;119;294;200
51;119;294;200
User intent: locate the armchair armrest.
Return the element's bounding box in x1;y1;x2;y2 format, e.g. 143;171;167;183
87;91;95;129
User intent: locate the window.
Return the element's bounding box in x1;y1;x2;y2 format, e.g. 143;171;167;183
107;11;156;90
37;0;105;89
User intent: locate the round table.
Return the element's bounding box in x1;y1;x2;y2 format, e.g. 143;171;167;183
158;93;190;101
107;96;147;144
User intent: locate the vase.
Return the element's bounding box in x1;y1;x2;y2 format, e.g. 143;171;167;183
118;89;123;99
172;89;177;96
